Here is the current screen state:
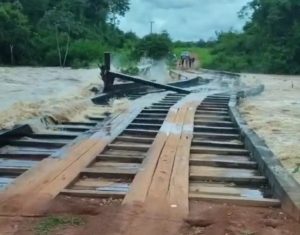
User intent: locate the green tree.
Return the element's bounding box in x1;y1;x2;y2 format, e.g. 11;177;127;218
134;32;172;60
206;0;300;74
0;0;131;66
0;2;30;64
39;7;79;66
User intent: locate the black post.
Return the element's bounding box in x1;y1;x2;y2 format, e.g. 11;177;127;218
101;52;115;92
104;52;111;71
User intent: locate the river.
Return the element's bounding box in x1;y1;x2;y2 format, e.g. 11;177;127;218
0;67;102;129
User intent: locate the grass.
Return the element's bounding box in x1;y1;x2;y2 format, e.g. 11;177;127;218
35;215;85;235
173;47;214;67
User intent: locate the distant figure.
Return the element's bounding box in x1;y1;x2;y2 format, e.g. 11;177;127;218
180;51;191;69
180;55;185;68
189;57;195;68
188;57;193;68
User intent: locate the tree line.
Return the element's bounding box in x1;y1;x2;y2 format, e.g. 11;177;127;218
0;0;175;68
1;0;299;75
205;0;300;74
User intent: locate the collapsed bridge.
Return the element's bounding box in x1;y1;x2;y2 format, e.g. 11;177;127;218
0;54;299;230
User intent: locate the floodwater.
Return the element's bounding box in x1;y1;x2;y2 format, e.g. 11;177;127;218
0;67;103;129
240;73;300;183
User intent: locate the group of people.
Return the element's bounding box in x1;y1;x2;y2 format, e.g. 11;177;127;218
179;52;195;69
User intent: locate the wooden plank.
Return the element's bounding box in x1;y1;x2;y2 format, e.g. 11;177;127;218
190;166;266;183
103;149;146;157
0;153;50;160
27;133;77;140
123;129;158;137
152;102;177;106
128;123;161;130
122;94;207;235
0;93;165;216
169;102;198;217
200;103;228;107
0;159;37;171
197;107;228;111
0;147;56;155
194;126;238;134
86;116;106;122
61;189;125;198
190;157;257;169
147;106;171;110
61;122;97;126
192;140;244;149
115;136;154;144
191;147;249;155
50;125;90;132
196;110;229;115
81;167;137;177
193;132;240;140
194;120;234;127
190;183;264;198
146;106;186;200
72;178;129;190
137;113;168;118
110;71;191;94
123;108;179;204
92;162;141;169
7;140;65;148
190;154;250;162
108;144;150;152
132;118;165;124
189;193;280;207
194;115;231;120
19;137;70;144
96;154;143;163
141;109;169;114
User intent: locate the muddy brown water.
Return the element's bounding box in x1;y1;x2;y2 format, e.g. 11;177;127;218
0;67;102;129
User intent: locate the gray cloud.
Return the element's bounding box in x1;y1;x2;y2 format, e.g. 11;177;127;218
119;0;250;41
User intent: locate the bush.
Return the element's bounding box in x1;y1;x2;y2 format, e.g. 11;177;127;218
68;40;108;66
133;32;172;60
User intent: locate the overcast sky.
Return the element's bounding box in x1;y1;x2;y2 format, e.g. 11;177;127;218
119;0;250;41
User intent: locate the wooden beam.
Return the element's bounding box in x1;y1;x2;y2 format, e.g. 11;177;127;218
110;71;191;94
61;189;125;199
0;93;166;216
189;193;280;207
190;147;249;155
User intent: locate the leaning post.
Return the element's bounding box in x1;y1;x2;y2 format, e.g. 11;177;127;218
101;52;115;92
104;52;111;71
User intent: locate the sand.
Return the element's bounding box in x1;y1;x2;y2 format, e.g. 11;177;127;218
239;73;300;183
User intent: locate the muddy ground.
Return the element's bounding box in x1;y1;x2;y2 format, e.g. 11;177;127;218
2;196;299;235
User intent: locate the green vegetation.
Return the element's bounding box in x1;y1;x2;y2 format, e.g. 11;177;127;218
1;0;299;74
205;0;300;74
35;215;85;235
0;0;130;67
133;32;172;60
173;47;213;67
